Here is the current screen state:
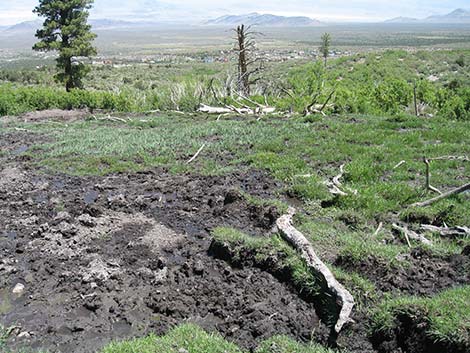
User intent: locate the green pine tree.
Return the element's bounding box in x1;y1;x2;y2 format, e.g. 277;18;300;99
33;0;97;92
319;33;331;67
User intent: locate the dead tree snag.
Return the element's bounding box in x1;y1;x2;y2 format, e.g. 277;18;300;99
234;24;264;96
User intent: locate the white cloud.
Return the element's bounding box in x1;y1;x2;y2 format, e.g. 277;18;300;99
0;0;468;25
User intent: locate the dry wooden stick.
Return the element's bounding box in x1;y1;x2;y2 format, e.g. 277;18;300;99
393;160;406;169
373;222;383;237
277;207;355;333
186;143;207;164
411;182;470;208
423;157;442;195
333;164;346;188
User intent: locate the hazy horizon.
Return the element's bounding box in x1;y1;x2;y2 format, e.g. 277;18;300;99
1;0;469;26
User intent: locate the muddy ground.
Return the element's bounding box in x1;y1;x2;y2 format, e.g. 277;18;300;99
0;130;328;352
1;126;469;353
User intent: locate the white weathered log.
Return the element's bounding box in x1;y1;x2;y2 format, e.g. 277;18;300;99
423;157;442;195
411;183;470;208
276;207;355;333
429;155;470;162
198;104;275;115
421;224;470;238
198;104;233;114
392;224;432;246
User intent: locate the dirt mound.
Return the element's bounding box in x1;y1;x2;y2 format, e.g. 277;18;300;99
19;109;89;123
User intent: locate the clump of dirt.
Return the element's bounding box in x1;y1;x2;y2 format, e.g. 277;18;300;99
336;248;470;296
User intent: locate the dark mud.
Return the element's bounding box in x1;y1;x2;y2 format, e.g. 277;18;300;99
0;154;324;353
371;311;469;353
336;247;470;296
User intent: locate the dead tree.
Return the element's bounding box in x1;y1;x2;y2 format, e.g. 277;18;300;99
234;24;264;96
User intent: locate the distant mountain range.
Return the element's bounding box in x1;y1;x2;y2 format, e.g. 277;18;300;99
205;13;323;27
0;19;157;35
385;8;470;24
1;8;468;36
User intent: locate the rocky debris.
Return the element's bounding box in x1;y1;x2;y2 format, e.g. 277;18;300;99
107;194;127;207
31;223;50;239
17;332;31;339
82;258;120;283
77;214;97;227
57;221;78;238
54;211;72;223
12;283;25;295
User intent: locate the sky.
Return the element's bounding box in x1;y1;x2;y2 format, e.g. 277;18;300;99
0;0;468;25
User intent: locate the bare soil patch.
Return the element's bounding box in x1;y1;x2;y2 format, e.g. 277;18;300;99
0;158;322;352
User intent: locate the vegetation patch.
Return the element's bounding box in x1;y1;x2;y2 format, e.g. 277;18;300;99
101;324;338;353
371;286;470;352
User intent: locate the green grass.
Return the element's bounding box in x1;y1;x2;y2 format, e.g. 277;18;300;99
256;336;336;353
101;324;242;353
3;111;469;263
211;227;323;300
372;286;470;347
101;324;338;353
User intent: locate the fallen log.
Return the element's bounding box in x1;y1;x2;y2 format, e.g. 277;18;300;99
324;181;349;196
392;223;432;247
411;182;470;208
421;224;470;238
429;155;470;162
276;207;355;334
198;104;275;115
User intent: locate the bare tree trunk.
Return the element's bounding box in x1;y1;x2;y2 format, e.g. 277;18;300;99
236;25;250;96
413;82;419;117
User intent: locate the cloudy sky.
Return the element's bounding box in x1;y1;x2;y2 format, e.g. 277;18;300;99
0;0;468;25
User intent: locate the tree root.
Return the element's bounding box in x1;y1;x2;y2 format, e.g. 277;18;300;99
276;207;355;334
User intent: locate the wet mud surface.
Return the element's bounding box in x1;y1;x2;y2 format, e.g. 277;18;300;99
0;144;322;353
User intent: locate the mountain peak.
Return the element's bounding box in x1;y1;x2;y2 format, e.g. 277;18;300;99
205;13;323;27
385;8;470;24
